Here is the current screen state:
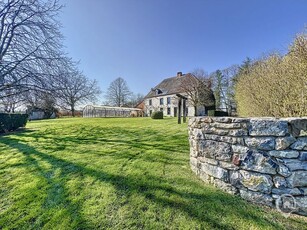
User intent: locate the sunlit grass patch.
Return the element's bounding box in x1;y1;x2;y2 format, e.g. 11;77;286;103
0;117;306;229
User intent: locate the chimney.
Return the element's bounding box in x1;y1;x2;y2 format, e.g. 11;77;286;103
177;72;183;77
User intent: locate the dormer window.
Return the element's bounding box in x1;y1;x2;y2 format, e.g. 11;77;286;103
155;89;163;95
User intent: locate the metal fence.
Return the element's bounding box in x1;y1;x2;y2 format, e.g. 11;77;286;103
83;105;143;118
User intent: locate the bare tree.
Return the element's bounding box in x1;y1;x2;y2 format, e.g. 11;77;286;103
221;65;239;114
0;88;23;112
24;90;57;118
125;93;144;108
106;77;131;107
56;72;101;116
0;0;67;98
180;69;214;116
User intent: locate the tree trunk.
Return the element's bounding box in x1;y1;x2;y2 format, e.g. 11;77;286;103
178;98;182;124
71;104;75;117
183;99;186;123
194;106;197;116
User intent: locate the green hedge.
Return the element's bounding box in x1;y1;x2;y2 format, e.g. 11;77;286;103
208;110;229;117
151;111;163;119
0;113;28;133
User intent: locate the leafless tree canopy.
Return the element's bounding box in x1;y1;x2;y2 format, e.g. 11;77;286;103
56;71;102;116
180;69;214;116
0;0;102;115
0;0;67;98
124;93;144;108
24;90;57;118
106;77;131;107
0;88;23;112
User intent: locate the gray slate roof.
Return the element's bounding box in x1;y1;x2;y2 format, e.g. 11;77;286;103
145;73;194;98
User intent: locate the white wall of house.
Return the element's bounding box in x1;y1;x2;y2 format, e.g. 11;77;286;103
144;94;206;117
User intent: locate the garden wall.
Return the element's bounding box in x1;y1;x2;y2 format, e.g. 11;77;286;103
188;117;307;216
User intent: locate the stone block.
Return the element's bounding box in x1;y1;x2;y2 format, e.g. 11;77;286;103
232;118;250;123
299;152;307;161
272;188;301;195
190;157;198;167
202;125;216;134
273;176;288;189
212;117;232;123
199;140;232;161
228;129;248;136
213;179;238;195
202;126;232;136
200;117;213;123
188;117;196;126
200;163;229;182
240;170;273;194
290;137;307;150
219;161;239;170
275;136;296;150
268;150;299;159
281;117;307;137
248;119;288;136
193;128;204;140
199;171;210;183
232;145;249;155
232;154;241;166
239;189;273;207
204;134;244;145
300;188;307;195
191;165;198;175
212;122;242;129
294;197;307;216
241;150;277;175
198;157;218;165
277;164;292;177
245;137;275;150
214;129;230;136
283;159;307;171
220;136;244;145
229;170;242;188
287;171;307;187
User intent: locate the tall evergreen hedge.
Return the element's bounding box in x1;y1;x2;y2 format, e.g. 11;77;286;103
0;113;28;133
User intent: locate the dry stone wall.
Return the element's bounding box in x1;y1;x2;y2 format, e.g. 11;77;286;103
188;117;307;216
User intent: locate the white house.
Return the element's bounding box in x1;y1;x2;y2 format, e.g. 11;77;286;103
144;72;214;117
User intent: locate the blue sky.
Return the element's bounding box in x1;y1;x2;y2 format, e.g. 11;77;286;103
59;0;307;101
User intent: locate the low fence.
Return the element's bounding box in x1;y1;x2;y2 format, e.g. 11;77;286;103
188;116;307;216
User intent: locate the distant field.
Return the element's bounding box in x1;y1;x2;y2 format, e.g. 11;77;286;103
0;117;306;229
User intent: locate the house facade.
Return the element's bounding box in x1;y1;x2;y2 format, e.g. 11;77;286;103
144;72;212;117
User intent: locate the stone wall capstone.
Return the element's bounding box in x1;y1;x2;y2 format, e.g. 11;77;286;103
188;117;307;216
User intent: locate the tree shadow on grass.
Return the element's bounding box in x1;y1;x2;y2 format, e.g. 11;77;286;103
1;138;297;229
0;140;91;229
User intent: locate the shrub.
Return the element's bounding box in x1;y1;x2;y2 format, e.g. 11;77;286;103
215;110;229;116
208;110;215;116
0;113;28;133
208;110;229;117
151;111;163;119
235;32;307;117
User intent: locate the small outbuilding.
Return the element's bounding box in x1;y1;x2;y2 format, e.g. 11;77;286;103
83;105;142;118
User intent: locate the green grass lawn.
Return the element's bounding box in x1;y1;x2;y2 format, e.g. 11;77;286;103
0;117;306;229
